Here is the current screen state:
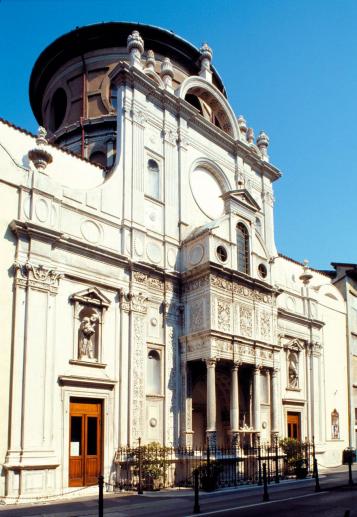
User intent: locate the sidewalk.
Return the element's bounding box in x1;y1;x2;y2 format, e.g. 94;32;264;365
0;465;355;515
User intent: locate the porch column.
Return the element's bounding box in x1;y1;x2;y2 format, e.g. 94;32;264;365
253;366;261;434
206;358;217;448
230;362;240;446
271;368;279;435
180;360;193;447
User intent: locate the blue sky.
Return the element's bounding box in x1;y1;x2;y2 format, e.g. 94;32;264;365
0;0;356;270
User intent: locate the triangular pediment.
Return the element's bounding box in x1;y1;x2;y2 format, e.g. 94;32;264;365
221;189;260;214
70;287;111;308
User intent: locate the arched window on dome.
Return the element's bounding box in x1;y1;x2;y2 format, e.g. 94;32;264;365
49;87;67;132
146;159;160;200
237;223;250;274
110;84;117;111
147;349;161;394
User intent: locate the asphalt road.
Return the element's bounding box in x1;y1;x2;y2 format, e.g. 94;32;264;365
0;471;356;516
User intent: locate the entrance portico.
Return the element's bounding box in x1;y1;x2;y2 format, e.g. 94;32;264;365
180;352;280;447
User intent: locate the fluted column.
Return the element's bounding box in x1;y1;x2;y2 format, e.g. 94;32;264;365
253;366;261;433
230;362;240;446
206;358;217;448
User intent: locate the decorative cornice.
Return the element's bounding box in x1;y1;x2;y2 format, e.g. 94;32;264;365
58;375;116;390
278;307;325;329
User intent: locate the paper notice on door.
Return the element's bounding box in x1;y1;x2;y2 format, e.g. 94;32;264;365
70;442;80;456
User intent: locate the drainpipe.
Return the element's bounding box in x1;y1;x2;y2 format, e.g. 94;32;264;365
76;28;87;159
80;54;87;159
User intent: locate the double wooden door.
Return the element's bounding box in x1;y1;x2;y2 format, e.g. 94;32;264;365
287;412;301;440
69;399;102;487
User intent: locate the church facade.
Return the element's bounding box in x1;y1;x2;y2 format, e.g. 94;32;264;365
0;22;350;499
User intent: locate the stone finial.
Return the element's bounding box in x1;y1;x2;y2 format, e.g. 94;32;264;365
161;57;174;91
127;30;144;69
257;131;270;162
28;126;53;172
199;43;213;83
146;49;156;71
300;259;313;285
247;127;255;144
237;116;248;140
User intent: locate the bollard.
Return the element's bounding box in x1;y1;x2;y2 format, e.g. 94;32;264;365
138;437;143;495
348;455;353;487
314;459;321;492
193;469;200;514
98;474;104;517
262;463;269;502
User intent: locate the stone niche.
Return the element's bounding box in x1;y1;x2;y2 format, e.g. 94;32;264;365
69;287;111;364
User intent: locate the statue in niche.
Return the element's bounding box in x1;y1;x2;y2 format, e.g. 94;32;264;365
288;351;299;388
79;312;98;360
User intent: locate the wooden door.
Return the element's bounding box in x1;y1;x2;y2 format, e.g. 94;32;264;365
287;412;301;440
69;399;102;487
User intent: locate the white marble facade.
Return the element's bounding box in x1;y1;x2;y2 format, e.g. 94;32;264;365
0;23;350;499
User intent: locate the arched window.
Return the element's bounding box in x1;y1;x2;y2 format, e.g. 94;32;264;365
110;84;117;110
49;87;67;132
237;223;249;274
184;93;203;116
147;349;161;394
146;159;160;199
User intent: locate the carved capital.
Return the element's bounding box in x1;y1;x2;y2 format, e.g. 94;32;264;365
232;360;242;371
205;358;217;369
14;261;62;294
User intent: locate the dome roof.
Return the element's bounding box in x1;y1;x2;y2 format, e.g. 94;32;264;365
29;21;226;124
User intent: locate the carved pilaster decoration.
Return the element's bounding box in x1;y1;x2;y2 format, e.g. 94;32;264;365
132;315;145;442
260;311;271;341
14;261;62;294
166;326;177;444
240;304;253;337
217;298;231;332
28;127;53;172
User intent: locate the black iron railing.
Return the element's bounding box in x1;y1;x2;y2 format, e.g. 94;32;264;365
113;440;312;491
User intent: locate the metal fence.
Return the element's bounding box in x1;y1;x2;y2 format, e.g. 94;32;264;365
113;440;312;491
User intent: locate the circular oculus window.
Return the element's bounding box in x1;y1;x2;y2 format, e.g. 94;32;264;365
258;263;268;279
216;245;228;262
190;167;224;220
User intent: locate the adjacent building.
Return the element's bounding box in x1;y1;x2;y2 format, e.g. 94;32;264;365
0;22;350;499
